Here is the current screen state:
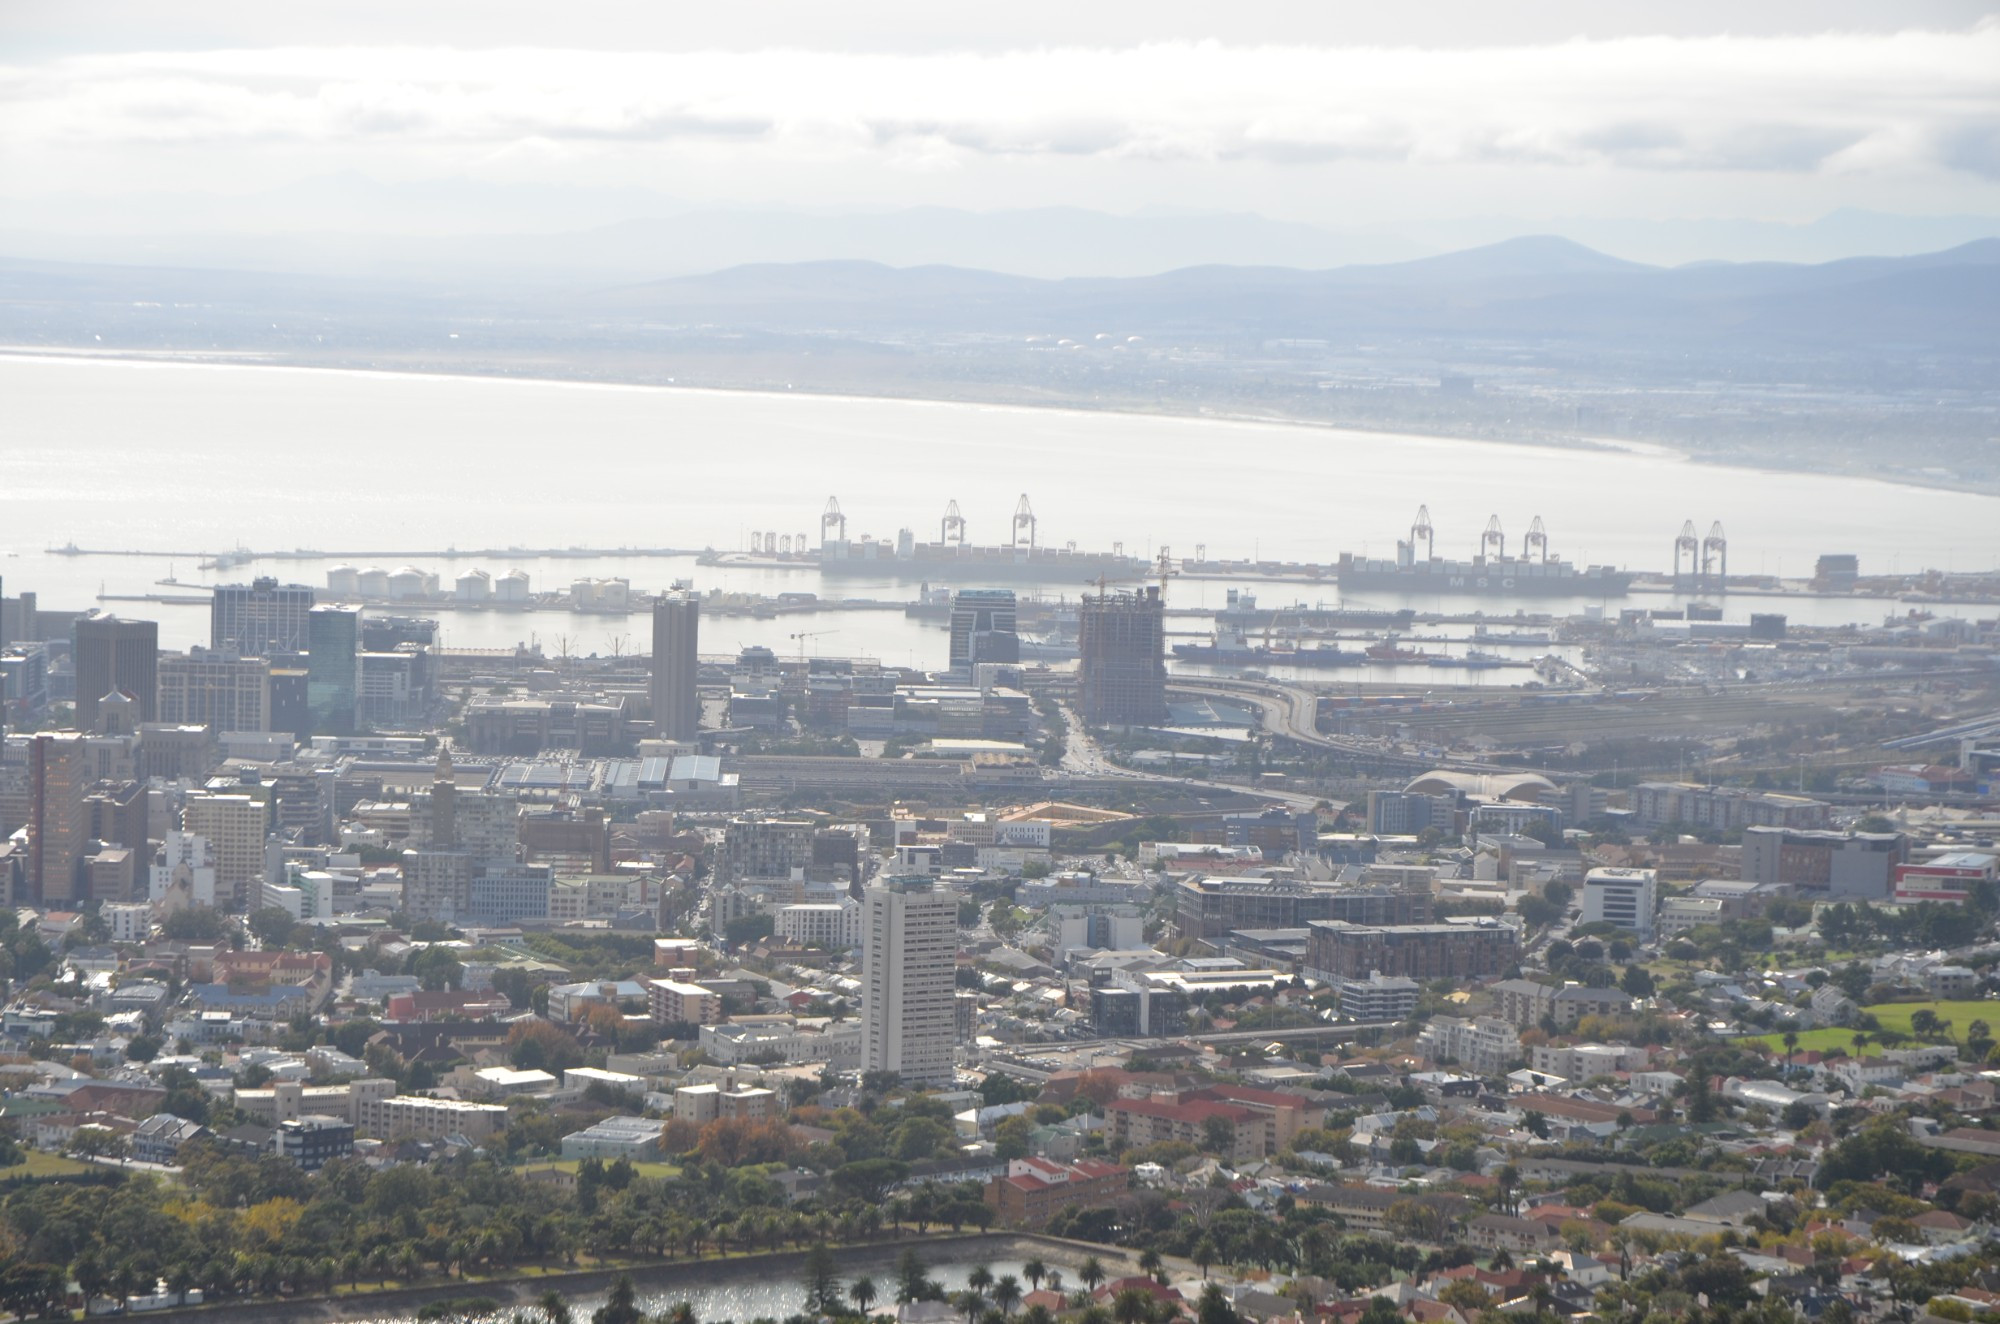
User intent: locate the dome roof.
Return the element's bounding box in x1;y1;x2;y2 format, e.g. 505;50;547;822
1403;769;1559;802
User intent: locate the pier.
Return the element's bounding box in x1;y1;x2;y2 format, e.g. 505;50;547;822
50;543;705;569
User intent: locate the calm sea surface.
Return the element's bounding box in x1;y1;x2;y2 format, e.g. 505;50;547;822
4;355;1996;656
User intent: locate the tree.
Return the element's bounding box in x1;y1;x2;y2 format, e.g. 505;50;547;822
993;1276;1023;1318
1138;1250;1163;1284
803;1243;842;1314
1782;1029;1800;1069
852;1276;880;1317
1024;1259;1047;1294
507;1019;584;1072
1197;1283;1240;1324
1357;1299;1402;1324
898;1250;931;1304
1620;964;1655;998
1202;1115;1238;1155
1112;1290;1152;1324
248;907;298;950
1080;1258;1106;1295
1686;1070;1716;1123
994;1115;1034;1160
593;1275;644;1324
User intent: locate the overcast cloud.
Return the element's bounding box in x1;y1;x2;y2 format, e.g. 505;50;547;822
2;8;1998;254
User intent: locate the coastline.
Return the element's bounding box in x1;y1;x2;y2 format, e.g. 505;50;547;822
4;344;1991;503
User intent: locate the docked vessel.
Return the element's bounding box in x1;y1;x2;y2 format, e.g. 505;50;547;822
1214;591;1416;631
1338;508;1633;599
718;495;1150;583
1172;631;1366;669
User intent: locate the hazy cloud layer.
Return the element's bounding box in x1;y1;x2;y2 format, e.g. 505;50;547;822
5;27;1998;177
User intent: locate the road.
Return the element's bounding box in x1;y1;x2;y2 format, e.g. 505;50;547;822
1052;698;1330;809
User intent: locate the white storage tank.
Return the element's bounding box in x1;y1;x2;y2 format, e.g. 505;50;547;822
456;569;492;602
387;566;429;601
326;564;360;596
356;567;390;598
496;570;532;603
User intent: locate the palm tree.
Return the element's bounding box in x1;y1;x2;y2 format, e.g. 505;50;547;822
1782;1029;1800;1070
539;1290;574;1324
993;1276;1023;1318
1138;1250;1163;1284
1022;1307;1056;1324
665;1304;696;1324
1112;1288;1152;1324
852;1276;879;1317
1193;1239;1218;1279
1080;1258;1107;1295
968;1266;996;1303
1024;1259;1048;1294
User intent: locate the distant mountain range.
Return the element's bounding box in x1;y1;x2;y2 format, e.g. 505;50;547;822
3;234;1995;357
2;179;1999;279
568;235;2000;350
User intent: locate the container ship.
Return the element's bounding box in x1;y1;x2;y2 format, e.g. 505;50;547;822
712;495;1149;584
1337;508;1632;599
1172;636;1368;669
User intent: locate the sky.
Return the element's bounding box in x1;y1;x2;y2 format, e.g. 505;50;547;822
2;1;1999;263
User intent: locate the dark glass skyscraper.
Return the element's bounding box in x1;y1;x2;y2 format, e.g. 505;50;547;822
650;593;700;741
72;615;157;731
306;605;359;735
947;588;1020;670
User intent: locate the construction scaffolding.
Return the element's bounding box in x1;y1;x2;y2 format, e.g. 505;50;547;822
1077;585;1167;725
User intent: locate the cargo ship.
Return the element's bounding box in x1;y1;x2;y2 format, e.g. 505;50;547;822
1337;508;1633;599
1214;591;1415;631
1172;631;1366;669
716;495;1150;584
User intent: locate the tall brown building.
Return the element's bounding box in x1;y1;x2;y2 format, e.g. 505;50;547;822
650;594;700;741
73;616;158;732
28;732;90;905
1077;586;1167;725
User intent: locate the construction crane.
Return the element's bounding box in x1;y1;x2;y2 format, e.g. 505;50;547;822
1155;546;1179;597
788;629;836;661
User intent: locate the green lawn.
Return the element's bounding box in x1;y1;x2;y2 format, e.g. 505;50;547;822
10;1152;93;1179
1863;999;2000;1042
1736;1027;1874;1055
518;1159;681;1180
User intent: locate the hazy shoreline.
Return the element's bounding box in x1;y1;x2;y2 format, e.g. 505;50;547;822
5;343;1993;503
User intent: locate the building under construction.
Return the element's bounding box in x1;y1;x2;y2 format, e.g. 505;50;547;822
1077;586;1167;726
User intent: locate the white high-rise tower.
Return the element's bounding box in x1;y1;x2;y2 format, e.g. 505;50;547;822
861;879;958;1087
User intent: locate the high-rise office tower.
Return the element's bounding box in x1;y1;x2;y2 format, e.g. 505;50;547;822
181;791;269;910
860;878;958;1087
27;732;89;905
948;589;1021;671
157;649;271;732
1077;585;1167;725
211;577;314;655
306;605;360;736
72;615;158;732
650;593;701;741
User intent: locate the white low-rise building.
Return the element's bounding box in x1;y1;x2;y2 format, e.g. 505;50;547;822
1418;1016;1523;1075
697;1020;861;1066
775;899;861;951
1530;1042;1650;1080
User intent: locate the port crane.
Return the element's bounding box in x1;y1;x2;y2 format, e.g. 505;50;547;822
788;629;836;661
